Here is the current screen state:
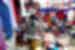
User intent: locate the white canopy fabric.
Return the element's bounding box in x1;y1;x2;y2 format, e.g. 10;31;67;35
33;0;70;8
67;9;75;22
19;0;73;17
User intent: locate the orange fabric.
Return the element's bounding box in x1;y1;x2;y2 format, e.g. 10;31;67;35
48;16;52;27
43;16;52;27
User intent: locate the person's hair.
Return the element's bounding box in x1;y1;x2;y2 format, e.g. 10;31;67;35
55;42;63;47
30;15;38;20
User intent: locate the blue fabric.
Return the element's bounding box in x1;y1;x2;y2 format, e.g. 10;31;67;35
53;47;59;50
47;48;53;50
60;22;65;33
47;47;59;50
40;7;58;13
72;0;75;3
0;2;12;39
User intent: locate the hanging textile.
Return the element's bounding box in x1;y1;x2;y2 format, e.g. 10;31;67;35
0;0;12;39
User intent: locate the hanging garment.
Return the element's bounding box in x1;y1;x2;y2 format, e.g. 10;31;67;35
0;1;12;39
56;10;66;21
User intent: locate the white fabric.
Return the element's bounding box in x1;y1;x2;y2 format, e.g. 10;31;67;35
33;0;70;8
35;46;43;50
34;19;48;32
67;9;74;22
44;32;55;43
20;0;36;17
49;43;55;48
40;22;48;29
64;47;68;50
34;20;40;27
34;32;42;40
23;33;28;41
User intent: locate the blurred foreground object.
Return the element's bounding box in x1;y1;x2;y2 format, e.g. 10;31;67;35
0;0;12;39
0;17;7;50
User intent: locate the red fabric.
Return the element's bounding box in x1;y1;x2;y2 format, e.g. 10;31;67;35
56;10;65;20
72;21;75;25
66;21;75;25
0;46;5;50
53;31;61;37
0;48;2;50
43;16;50;22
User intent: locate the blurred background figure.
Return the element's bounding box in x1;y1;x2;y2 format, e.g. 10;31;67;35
43;32;56;50
2;0;75;50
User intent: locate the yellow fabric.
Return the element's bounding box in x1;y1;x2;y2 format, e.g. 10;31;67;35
31;40;42;50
